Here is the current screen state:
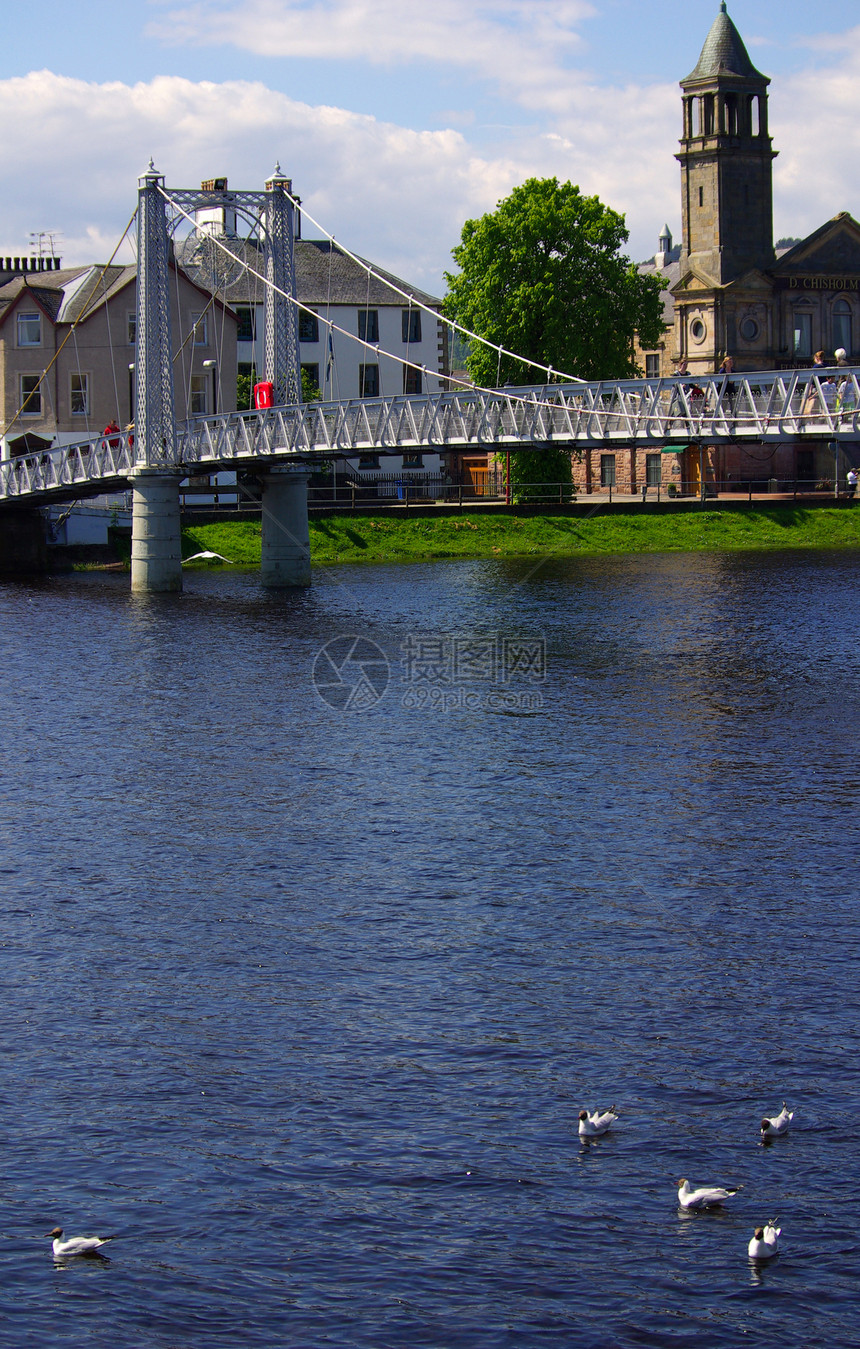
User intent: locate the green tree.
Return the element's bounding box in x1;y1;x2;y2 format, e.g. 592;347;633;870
496;446;574;503
444;177;665;386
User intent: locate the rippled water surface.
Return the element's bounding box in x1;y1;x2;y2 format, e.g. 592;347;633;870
1;550;859;1347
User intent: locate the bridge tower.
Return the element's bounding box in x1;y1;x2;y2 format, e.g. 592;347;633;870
131;160;183;593
260;163;310;588
129;162;311;592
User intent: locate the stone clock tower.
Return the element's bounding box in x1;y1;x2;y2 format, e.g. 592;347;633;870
673;2;777;369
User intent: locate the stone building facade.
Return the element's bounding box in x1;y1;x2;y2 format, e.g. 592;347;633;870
581;0;860;495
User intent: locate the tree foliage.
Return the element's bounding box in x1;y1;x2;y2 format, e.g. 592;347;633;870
444;177;666;386
497;446;574;503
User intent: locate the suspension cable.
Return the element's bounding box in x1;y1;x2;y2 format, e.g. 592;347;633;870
157;187;580;411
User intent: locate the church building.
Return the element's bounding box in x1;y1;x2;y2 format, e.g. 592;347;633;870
670;1;860;377
623;0;860;493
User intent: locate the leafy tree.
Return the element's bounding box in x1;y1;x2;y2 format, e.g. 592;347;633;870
497;446;574;503
444;177;666;386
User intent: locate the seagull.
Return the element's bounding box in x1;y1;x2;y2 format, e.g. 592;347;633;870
182;550;235;565
578;1106;618;1137
677;1178;742;1209
761;1104;794;1138
748;1221;781;1260
45;1227;117;1259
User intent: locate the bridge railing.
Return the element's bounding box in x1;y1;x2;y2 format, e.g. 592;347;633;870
0;431;136;502
177;369;860;464
4;367;860;505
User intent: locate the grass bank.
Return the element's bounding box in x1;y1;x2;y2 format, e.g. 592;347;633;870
181;506;860;567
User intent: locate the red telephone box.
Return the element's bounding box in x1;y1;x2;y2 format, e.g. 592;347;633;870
254;381;274;409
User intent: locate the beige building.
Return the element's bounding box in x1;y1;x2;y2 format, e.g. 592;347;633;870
0;259;237;459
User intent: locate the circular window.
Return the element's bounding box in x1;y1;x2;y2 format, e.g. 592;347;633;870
739;316;759;342
690;318;707;343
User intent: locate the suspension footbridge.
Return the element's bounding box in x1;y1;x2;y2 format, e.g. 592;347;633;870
2;165;857;590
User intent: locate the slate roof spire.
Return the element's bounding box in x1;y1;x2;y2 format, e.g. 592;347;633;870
682;2;765;83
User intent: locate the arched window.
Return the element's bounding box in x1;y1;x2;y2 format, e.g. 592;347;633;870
833;299;852;356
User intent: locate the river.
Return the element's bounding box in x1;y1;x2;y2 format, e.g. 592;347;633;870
1;549;859;1347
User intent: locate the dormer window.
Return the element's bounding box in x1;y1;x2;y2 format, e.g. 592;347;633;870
17;311;41;346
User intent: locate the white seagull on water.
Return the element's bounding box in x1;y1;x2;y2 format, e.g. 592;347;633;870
748;1221;781;1260
45;1227;117;1259
761;1103;793;1138
677;1178;742;1209
578;1106;618;1137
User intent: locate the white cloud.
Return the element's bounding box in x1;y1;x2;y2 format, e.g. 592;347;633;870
2;33;858;298
148;0;596;112
0;68;676;290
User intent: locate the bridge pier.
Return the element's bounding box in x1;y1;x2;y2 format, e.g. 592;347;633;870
261;468;311;587
130;469;183;593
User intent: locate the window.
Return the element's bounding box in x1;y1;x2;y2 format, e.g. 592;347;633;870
127;311;136;345
17;312;41;346
645;354;660;379
698;186;704;208
190;373;207;416
191;312;208;346
20;375;42;416
646;453;662;486
358;309;379;343
600;454;616;488
299;312;319;343
739;316;759;342
235;306;255;342
690;318;707;343
403;453;423;468
793;310;812;356
833;300;852;355
360;364;379;397
402;309;422;343
403;366;422;395
358;454;379;469
71;372;89;415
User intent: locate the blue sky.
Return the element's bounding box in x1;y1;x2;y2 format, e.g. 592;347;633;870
3;1;860;292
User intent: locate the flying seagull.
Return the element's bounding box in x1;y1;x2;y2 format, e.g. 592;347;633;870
182;551;235;565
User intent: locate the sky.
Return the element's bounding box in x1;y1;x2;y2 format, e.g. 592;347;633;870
3;0;860;296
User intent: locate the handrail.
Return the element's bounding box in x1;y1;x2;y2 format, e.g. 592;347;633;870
2;367;859;504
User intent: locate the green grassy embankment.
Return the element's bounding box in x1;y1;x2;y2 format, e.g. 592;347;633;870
179;506;860;567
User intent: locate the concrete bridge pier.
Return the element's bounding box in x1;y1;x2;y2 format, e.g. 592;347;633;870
261;468;311;587
130;469;183;593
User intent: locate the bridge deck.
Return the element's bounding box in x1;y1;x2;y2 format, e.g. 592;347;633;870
2;369;858;505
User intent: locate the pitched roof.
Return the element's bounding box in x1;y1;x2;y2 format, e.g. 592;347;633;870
175;234;441;309
682;2;766;84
